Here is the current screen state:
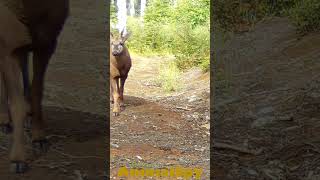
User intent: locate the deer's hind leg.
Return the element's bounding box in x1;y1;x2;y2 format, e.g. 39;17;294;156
119;75;127;111
30;43;55;153
3;53;28;173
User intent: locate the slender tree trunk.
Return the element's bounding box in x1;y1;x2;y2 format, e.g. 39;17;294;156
125;0;129;15
114;0;118;11
141;0;146;16
117;0;127;33
130;0;135;16
134;0;141;16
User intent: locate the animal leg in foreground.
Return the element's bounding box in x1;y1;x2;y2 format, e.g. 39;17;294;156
111;77;121;116
3;54;28;173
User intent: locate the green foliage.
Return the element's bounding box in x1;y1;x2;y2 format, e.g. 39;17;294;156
172;21;210;71
214;0;320;33
172;0;210;28
144;0;174;24
288;0;320;33
127;0;210;72
213;0;297;31
111;1;117;25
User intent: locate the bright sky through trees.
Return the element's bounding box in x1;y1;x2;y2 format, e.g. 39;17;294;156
115;0;146;34
141;0;146;16
116;0;127;33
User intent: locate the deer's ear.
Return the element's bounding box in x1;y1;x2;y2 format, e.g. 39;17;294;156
121;32;131;43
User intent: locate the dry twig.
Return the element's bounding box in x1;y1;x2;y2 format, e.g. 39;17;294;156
213;142;262;155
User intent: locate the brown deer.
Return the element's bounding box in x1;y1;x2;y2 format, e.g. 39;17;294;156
110;29;131;116
0;0;69;173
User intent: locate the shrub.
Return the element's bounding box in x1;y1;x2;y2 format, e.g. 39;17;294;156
173;21;210;71
288;0;320;33
213;0;298;31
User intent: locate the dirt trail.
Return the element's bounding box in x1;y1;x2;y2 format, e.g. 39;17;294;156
110;55;210;179
0;1;107;179
214;17;320;179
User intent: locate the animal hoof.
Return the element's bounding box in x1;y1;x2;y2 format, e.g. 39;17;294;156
113;112;120;116
24;117;32;129
32;139;49;154
10;162;29;173
0;124;12;134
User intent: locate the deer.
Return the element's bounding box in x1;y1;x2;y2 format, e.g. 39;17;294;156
110;29;131;116
0;0;69;173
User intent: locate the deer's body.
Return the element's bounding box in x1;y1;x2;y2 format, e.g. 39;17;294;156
110;30;131;116
0;0;69;173
110;47;131;78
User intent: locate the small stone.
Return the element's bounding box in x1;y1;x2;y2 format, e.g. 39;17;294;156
111;143;119;148
247;169;258;176
136;155;143;160
201;123;210;130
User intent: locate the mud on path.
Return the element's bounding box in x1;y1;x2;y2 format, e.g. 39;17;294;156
0;0;107;179
214;17;320;179
110;55;210;179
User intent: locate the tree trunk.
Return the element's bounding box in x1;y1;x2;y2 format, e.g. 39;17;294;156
134;0;141;16
126;0;130;15
130;0;135;16
116;0;127;32
141;0;146;16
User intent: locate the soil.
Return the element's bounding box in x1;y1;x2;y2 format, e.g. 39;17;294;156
0;0;108;180
214;17;320;179
110;55;210;179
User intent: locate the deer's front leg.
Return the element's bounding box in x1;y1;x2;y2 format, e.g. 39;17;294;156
4;54;28;173
110;84;114;104
0;72;11;134
111;77;120;116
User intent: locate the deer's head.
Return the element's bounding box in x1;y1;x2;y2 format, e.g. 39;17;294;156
110;29;130;56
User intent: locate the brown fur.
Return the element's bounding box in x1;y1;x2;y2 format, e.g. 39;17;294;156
110;31;132;116
0;0;69;173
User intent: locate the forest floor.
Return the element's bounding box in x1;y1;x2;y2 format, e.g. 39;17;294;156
110;55;210;179
214;17;320;179
0;0;108;179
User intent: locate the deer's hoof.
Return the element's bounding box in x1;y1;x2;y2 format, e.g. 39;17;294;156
0;123;12;134
113;112;120;116
32;139;49;155
24;117;32;129
10;161;29;173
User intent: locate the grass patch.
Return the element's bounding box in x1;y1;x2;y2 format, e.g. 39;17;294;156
214;0;320;34
287;0;320;33
155;61;181;92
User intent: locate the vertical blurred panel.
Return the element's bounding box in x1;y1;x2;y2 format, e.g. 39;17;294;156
212;0;320;179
